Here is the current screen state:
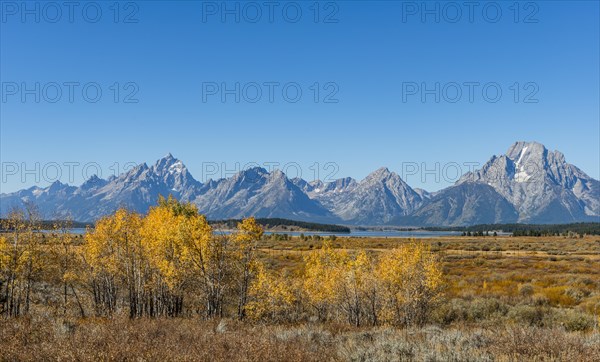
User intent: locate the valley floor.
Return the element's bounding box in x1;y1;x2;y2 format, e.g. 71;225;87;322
1;235;599;361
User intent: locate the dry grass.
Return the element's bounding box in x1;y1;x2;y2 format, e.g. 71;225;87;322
0;317;333;362
1;316;598;361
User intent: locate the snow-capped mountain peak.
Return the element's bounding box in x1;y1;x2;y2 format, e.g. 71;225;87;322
0;143;597;226
458;141;599;223
153;153;182;174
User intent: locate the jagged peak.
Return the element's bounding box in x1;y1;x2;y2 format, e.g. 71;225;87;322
46;180;70;192
364;167;405;185
81;174;105;186
230;167;268;183
506;141;548;161
368;167;392;178
242;166;268;175
49;180;66;188
79;175;108;192
153;153;182;170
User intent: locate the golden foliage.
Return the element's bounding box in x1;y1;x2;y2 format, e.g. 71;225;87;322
376;241;443;325
301;240;444;326
246;263;296;321
2;200;446;325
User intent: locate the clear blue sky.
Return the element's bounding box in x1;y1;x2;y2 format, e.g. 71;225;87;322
1;1;599;193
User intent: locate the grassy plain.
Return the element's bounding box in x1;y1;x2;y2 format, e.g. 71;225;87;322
1;234;599;361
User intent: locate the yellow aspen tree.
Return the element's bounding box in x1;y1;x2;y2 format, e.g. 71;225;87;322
83;208;143;316
303;240;347;321
21;203;44;315
376;241;443;326
179;215;227;319
51;218;86;317
232;217;263;320
0;209;30;317
357;250;382;326
143;196;216;318
195;233;229;318
338;250;375;326
142;201;188;317
0;234;16;317
246;262;295;322
0;206;46;317
177;209;216;316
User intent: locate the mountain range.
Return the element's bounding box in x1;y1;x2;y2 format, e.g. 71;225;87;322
1;142;598;226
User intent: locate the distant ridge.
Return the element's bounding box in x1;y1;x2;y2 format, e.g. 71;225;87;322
1;142;598;226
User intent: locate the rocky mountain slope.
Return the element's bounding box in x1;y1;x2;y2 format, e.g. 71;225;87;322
1;142;598;226
456;142;599;224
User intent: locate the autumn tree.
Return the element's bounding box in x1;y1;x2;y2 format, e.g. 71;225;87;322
302;244;382;326
83;208;143;317
0;206;44;317
337;250;377;327
0;209;27;317
303;240;347;321
141;202;187;317
163;197;226;318
144;195;234;319
22;204;43;314
193;232;229;318
232;217;263;320
301;240;443;327
246;263;296;322
376;241;443;326
51;217;86;317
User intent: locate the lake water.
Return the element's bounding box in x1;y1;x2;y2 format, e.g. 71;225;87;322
61;228;462;238
212;230;463;238
262;230;462;238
